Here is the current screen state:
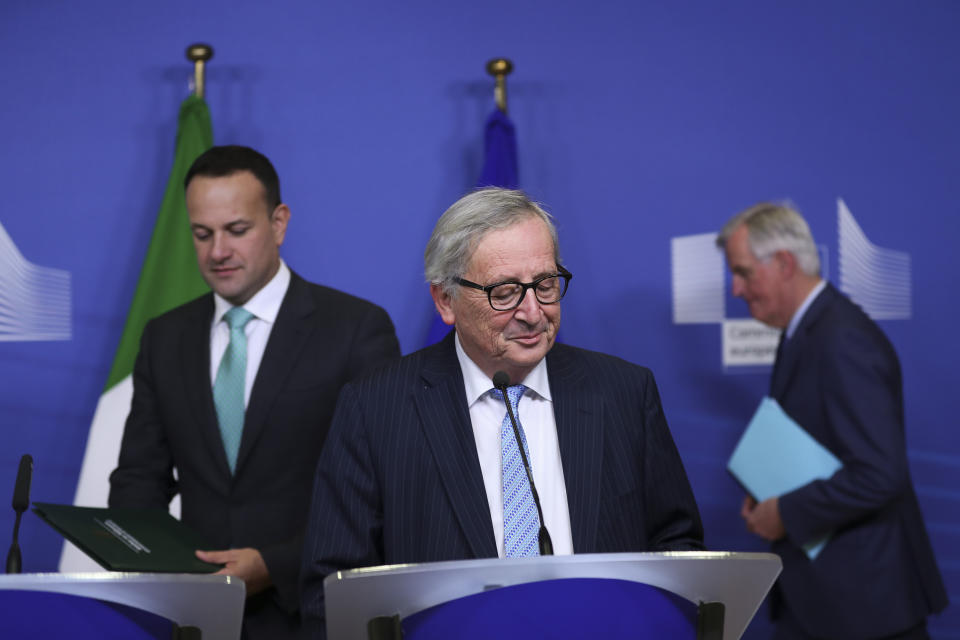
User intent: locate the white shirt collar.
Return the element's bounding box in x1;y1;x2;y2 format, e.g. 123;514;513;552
454;332;552;406
785;279;826;340
213;259;290;325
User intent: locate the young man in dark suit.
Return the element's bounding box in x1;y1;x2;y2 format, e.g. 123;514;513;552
109;145;400;639
301;188;704;636
718;202;947;639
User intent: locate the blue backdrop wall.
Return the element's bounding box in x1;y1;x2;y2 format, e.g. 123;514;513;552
1;1;958;636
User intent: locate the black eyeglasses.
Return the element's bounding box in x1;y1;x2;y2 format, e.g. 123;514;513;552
455;266;572;311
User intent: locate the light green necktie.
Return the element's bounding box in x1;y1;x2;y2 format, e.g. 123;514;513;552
213;307;254;474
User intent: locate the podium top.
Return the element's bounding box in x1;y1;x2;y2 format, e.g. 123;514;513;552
0;572;245;640
325;551;781;640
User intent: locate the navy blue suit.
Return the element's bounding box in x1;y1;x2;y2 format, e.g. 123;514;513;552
110;271;400;640
300;333;704;634
771;284;946;638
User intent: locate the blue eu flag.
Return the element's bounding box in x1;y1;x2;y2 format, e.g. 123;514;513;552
424;108;519;346
477;108;518;190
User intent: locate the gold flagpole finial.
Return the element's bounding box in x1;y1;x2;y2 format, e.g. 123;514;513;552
485;58;514;114
186;44;214;99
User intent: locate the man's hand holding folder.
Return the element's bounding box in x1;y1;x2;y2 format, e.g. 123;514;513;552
740;495;785;541
196;547;271;595
727;397;843;559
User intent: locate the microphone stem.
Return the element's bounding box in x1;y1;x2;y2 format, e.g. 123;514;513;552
6;511;23;574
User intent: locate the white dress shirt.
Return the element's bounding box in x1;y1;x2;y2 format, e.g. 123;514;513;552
785;279;827;340
455;333;574;556
209;261;291;407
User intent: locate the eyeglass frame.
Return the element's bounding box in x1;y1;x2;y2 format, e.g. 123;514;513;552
454;265;572;311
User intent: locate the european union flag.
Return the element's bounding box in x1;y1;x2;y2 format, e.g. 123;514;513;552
477;108;518;190
424;108;519;346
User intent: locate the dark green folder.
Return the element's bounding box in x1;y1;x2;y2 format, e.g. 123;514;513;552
33;502;222;573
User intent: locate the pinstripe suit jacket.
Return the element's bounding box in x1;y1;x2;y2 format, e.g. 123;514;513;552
300;332;704;633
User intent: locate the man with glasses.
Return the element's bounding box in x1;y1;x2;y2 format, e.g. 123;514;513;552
300;188;703;635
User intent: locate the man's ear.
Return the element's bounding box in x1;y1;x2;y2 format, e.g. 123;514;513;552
271;204;291;246
430;283;456;326
774;249;797;279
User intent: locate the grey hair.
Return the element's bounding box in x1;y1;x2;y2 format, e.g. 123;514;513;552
424;188;561;295
716;201;820;276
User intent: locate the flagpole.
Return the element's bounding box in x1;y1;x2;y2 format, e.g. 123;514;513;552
486;58;514;113
186;43;214;99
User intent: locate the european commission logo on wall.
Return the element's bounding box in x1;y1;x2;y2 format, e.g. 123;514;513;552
0;221;72;341
670;199;911;369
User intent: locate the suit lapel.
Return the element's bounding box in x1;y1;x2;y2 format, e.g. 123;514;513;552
235;273;317;474
414;334;498;558
547;345;603;553
180;295;230;476
769;331;787;396
770;283;835;400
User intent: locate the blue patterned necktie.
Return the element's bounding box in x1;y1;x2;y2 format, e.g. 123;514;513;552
213;307;254;474
493;384;540;557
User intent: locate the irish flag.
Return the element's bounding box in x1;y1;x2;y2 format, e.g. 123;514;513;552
60;95;212;570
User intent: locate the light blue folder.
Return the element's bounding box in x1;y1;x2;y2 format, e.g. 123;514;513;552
727;397;843;559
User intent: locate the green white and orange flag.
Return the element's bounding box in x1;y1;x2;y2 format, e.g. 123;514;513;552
61;95;212;570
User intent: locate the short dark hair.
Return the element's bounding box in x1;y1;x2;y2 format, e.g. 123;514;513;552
184;145;282;210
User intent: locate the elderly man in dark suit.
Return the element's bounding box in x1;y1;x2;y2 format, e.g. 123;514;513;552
300;187;704;635
109;145;400;639
717;202;947;639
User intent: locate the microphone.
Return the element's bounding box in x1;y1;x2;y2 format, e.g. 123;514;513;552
6;454;33;574
492;372;553;556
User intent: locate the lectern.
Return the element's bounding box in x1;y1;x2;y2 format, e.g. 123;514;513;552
325;551;781;639
0;572;244;639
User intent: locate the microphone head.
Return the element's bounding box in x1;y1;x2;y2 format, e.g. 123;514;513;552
492;371;511;389
12;454;32;513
